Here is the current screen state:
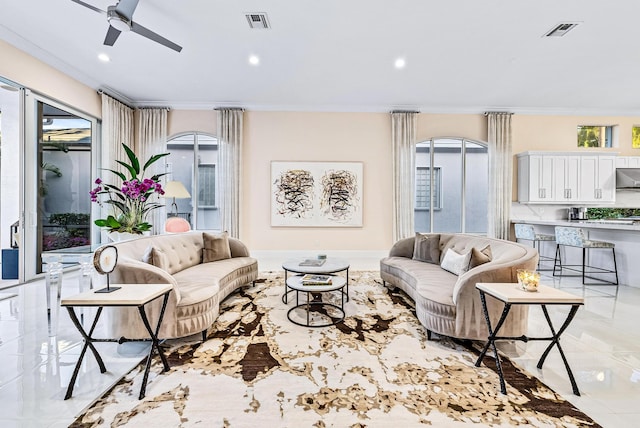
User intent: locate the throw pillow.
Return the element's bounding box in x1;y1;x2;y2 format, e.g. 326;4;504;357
412;233;441;264
203;231;232;262
440;248;472;276
468;244;493;270
142;246;169;271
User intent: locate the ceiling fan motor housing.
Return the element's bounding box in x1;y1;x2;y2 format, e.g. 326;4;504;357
107;5;131;32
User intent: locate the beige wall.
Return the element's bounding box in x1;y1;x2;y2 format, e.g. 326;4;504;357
242;111;392;250
0;40;100;117
165;111;490;251
167;110;216;136
5;39;640;251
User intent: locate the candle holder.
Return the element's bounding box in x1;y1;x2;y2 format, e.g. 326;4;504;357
517;269;540;292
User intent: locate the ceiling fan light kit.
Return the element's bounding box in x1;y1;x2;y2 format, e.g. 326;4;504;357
71;0;182;52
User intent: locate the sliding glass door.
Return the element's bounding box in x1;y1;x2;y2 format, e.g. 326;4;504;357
24;93;98;278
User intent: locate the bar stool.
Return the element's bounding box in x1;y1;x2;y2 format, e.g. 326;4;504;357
553;226;618;287
514;223;555;271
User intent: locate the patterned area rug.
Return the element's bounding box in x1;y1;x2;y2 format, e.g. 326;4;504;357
72;272;600;427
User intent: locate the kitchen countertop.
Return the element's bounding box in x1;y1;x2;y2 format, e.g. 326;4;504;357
511;219;640;231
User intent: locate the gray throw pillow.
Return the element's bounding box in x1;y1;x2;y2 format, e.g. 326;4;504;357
412;233;441;264
440;248;472;276
203;231;232;262
468;245;492;270
142;246;169;271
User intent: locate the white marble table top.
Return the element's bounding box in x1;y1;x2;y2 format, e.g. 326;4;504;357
282;258;350;274
61;283;173;307
476;283;585;305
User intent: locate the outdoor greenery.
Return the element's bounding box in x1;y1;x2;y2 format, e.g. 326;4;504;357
43;212;91;251
48;212;90;226
586;208;640;219
577;126;603;148
633;126;640;149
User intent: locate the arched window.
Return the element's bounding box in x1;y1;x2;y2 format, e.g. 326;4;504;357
415;137;488;234
166;132;220;230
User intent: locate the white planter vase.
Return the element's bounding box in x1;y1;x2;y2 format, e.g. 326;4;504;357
107;231;151;242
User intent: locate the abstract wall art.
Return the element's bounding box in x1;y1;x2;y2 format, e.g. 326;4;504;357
271;161;363;227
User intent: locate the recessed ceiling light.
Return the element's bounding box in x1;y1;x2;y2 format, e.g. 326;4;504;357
249;55;260;66
394;58;406;69
98;53;110;62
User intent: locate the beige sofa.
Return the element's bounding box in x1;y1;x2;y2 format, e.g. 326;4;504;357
380;233;538;341
104;231;258;340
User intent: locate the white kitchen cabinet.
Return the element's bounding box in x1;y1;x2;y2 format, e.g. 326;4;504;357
616;156;640;168
517;152;616;204
578;155;616;203
517;154;555;202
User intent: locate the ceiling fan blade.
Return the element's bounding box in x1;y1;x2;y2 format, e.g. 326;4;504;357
115;0;140;20
103;25;122;46
70;0;106;15
130;22;182;52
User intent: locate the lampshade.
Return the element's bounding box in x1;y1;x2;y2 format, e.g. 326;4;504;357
163;181;191;199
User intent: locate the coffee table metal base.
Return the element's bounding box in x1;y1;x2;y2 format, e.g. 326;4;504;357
287;300;345;328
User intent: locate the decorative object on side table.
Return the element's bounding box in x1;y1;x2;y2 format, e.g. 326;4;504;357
517;269;540;292
93;245;121;293
301;274;333;285
299;258;326;267
90;143;169;236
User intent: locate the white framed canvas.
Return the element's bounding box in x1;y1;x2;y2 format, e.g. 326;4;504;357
271;161;363;227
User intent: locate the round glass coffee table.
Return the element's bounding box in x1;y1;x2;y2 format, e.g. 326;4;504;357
286;275;346;327
282;258;350;303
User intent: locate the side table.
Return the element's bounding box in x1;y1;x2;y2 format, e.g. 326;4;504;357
61;283;173;400
474;282;584;396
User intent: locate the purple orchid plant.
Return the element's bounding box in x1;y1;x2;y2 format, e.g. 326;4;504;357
90;143;169;234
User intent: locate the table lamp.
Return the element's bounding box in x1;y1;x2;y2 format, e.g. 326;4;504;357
163;181;191;215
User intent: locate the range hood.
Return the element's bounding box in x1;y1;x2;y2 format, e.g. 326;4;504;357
616;168;640;188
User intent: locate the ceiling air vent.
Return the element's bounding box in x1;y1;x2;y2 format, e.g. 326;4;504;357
544;22;579;37
246;13;270;29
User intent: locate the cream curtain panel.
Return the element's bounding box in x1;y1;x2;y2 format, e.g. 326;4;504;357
487;112;513;240
136;108;168;235
391;111;417;242
100;93;134;239
217;108;244;238
101;92;133;173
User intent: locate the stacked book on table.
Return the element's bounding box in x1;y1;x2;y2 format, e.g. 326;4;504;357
301;274;332;285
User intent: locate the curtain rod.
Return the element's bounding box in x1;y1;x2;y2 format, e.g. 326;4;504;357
390;110;420;114
214;107;245;111
97;89;135;109
137;106;171;111
484;111;513;116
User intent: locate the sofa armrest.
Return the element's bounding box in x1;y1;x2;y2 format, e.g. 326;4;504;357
389;237;415;258
111;257;181;303
450;253;538;338
229;237;250;258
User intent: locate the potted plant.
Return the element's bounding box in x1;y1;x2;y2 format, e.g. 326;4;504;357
90;143;169;240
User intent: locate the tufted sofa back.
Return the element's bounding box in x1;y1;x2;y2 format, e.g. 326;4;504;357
111;232;205;275
438;233;530;265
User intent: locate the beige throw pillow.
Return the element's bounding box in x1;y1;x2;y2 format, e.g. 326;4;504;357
468;245;492;270
440;248;471;276
142;246;169;271
412;233;441;264
203;232;232;262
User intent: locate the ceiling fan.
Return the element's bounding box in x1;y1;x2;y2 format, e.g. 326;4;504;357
71;0;182;52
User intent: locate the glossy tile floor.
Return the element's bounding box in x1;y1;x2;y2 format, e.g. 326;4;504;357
0;260;638;427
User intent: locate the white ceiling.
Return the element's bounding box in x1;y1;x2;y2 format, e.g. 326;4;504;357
1;0;640;114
